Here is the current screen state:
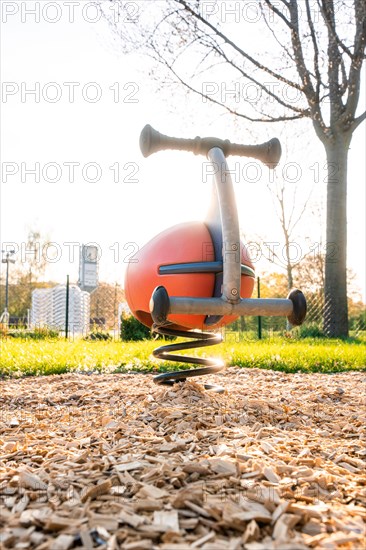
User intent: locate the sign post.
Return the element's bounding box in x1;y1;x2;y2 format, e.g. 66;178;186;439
65;275;70;340
78;244;99;293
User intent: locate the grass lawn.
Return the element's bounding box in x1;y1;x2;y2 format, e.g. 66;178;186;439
1;335;365;377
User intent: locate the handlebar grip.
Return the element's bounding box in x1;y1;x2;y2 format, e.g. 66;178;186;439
140;124;281;168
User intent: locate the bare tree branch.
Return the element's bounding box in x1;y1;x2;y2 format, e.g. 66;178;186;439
351;110;366;131
288;1;316;97
316;0;355;60
286;186;298;232
323;1;346;123
288;188;314;235
262;0;294;30
154;52;307;123
339;56;349;96
305;0;321;101
176;0;304;92
198;41;308;115
260;3;295;64
344;0;366;122
286;1;327;139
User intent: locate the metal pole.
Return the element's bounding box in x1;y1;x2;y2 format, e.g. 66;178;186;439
5;255;10;311
65;275;70;340
114;282;118;329
207;147;241;304
257;276;262;340
168;296;293;316
1;250;15;326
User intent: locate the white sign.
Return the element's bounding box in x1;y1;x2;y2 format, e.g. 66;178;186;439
78;244;98;292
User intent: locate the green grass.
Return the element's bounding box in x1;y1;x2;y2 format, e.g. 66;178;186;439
0;335;365;377
222;336;366;373
0;339;158;377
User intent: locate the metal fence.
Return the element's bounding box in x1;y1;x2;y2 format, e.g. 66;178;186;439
226;292;365;340
0;277;125;336
1;275;365;338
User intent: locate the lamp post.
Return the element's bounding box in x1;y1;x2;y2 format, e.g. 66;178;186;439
1;249;16;325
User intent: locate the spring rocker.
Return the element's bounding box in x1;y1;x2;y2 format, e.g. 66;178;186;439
125;125;306;392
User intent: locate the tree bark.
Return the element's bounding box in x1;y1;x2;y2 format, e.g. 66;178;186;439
323;134;351;337
286;260;294;291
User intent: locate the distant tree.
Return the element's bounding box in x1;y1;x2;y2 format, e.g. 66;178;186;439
293;250;325;294
228;272;289;333
23;230;49;282
90;282;125;329
259;176;313;290
259;272;290;298
0;229;52;319
293;249;364;329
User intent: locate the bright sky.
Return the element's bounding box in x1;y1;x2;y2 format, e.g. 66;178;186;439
0;3;365;299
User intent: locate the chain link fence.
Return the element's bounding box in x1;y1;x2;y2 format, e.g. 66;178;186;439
1;274;365;339
226;291;365;340
0;276;125;337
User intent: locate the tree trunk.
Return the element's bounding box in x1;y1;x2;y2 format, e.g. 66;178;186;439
286;260;294;290
323;134;351;337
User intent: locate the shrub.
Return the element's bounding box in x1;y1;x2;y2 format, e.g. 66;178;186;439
298;322;325;338
349;311;366;331
7;327;60;340
0;323;8;339
120;315;152;341
84;331;112;341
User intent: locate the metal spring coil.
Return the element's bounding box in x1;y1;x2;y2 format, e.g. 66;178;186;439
151;325;225;393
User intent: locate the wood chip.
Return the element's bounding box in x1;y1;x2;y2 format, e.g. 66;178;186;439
123;540;153;550
263;466;280;484
182;462;210;475
114;460;146;472
50;534;74;550
119;510;145;528
134;499;163;512
273;514;301;541
3;441;17;452
191;531;216;547
137;483;169;499
209;458;238;476
79;528;94;549
1;370;365;549
9;417;20;427
81;479;112;502
153;510;179;532
18;470;48;491
243;520;260;543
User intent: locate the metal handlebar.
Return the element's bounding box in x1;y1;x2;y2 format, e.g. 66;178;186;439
140;124;281;168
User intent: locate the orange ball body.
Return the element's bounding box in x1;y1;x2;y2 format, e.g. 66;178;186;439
124;222;255;331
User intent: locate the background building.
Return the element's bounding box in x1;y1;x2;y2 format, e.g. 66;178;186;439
31;284;90;334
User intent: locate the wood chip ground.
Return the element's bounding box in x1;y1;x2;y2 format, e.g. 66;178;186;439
1;368;365;549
